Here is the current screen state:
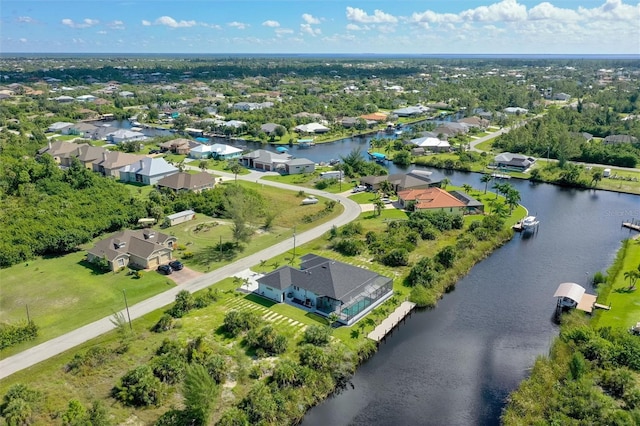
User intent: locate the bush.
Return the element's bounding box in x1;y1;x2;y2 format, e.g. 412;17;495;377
592;271;607;286
246;325;288;356
380;248;409;267
112;365;166;407
299;344;330;370
303;325;332;346
167;290;194;318
223;311;261;337
410;284;438;308
150;353;186;384
407;257;439;288
66;346;110;374
435;245;457;269
0;320;38;350
333;238;364;256
152;314;175;333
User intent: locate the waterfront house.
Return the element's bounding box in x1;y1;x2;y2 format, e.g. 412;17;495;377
47;122;74;133
87;229;176;271
409;136;451;152
256;254;393;325
240;149;292;171
119;157;178;185
93;151;145;179
158;138;199;155
294;122;330;134
397;187;466;214
281;158;315;175
360;170;444;192
603;134;638;145
493;152;535;172
107;129;147;145
449;190;485;214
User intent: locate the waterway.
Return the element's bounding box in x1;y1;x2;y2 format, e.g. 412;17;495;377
264;137;640;425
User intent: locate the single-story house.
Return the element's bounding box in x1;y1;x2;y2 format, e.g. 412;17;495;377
119;157;179;185
37;141;86;164
156;172;215;193
107;129;147;145
93;151;145;178
494;152;535;172
47;122;74;133
256;254;393;325
280;158;315;175
209;143;243;160
86;229;176;271
164;210;196;227
360;170;444;192
359;112;388;122
319;170;344;180
76;94;97;102
260;123;281;135
159;138;199;155
67;122;99;137
392;106;427;117
457;116;490;130
449;190;485;214
340;117;358;128
294;122;330;134
603;134;638;145
397;187;466;214
240;149;292;171
409;136;451;152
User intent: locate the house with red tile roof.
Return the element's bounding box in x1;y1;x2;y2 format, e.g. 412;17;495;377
397;187;466;215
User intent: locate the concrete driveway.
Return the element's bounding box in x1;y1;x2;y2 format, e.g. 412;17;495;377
166;266;203;285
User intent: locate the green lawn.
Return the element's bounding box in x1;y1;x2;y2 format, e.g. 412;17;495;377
205;159;251;175
595;239;640;330
0;250;173;357
261;168;352;194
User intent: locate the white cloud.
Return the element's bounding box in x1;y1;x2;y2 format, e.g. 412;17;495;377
578;0;640;23
17;16;35;24
300;23;321;36
141;20;151;26
201;23;222;30
155;16;196;28
409;10;461;25
107;20;126;30
62;18;99;29
459;0;528;22
262;20;280;28
346;23;367;31
19;38;27;43
528;2;580;21
275;28;294;36
97;30;108;35
228;21;249;30
302;13;320;25
346;7;398;24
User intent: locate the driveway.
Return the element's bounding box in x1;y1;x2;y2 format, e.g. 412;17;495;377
167;266;202;285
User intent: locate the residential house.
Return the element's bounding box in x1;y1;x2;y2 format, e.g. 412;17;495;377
553;93;571;101
119;91;135;98
107;129;147;145
53;95;75;103
360;170;444;192
503;107;529;115
260;123;281;135
603;134;638;145
281;158;315;175
188;143;243;160
240;149;292;171
409;136;451;152
159;138;199;155
449;190;484;214
256;254;393;325
37;141;87;165
397;187;466;214
392;106;427;117
360;112;388;122
494;152;535;171
294;122;330;134
76;94;97;102
47;122;74;133
93;151;145;179
156;172;215;193
457;116;490;130
340;117;358;128
86;229;176;271
119;157;179;185
74;145;107;169
67;122;98;137
293;112;324;121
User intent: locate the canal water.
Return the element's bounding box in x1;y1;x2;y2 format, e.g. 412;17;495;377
260;137;640;425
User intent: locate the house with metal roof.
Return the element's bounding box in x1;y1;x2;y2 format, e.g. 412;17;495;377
397;187;466;214
256;254;393;325
494;152;536;171
360;170;444;192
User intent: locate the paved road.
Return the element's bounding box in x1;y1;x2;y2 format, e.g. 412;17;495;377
0;172;361;380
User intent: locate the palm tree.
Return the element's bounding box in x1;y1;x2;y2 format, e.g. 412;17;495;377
373;196;385;216
462;184;473;194
505;187;521;214
591;169;603;188
226;160;242;183
623;270;639;291
491;201;509;217
380;179;394;196
199;160;208;172
440;178;450;190
480;174;492;194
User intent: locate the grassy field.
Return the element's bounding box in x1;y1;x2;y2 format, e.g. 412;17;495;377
595;238;640;330
261;168;357;194
0;250;173;357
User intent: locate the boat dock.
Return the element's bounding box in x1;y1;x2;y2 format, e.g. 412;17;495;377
367;301;416;343
622;221;640;232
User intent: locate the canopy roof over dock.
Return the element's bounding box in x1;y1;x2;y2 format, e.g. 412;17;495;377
553;282;597;313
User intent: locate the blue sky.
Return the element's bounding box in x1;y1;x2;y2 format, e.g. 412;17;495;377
2;0;639;54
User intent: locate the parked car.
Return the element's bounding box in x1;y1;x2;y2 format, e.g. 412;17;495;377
157;264;173;275
149;149;161;154
168;260;184;271
352;185;367;193
301;196;319;205
381;197;392;204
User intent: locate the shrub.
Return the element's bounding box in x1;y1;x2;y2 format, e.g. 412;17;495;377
217;407;249;426
592;271;607;286
299;344;330;370
303;325;332;346
223;311;261;337
167;290;195;318
410;284;438;308
380;248;409;267
407;257;439;288
435;245;457;269
150;353;186;384
152;314;175;333
112;365;166;407
333;238;364;256
0;320;38;350
246;325;288;356
204;354;227;384
182;251;194;259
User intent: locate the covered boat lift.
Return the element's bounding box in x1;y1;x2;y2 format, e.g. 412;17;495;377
553;282;610;316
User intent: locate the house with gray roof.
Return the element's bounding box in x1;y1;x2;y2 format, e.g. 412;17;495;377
282;158;315;175
107;129;147;144
156;172;215;193
449;190;484;214
603;134;638;145
494;152;535;171
256;254;393;325
93;151;145;178
240;149;292;171
260;123;281;135
119;157;179;185
86;229;176;271
360;169;444;192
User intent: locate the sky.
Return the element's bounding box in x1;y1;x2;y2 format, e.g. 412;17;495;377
1;0;639;55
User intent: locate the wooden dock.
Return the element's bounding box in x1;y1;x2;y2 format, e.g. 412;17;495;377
367;301;416;343
622;222;640;232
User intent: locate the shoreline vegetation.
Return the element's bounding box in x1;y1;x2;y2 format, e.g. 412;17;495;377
502;238;640;424
0;187;523;425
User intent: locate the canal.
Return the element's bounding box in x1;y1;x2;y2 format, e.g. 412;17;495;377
258;138;640;425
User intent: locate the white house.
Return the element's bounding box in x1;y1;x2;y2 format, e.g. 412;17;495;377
107;129;147;144
119;157;178;185
165;210;196;227
295;122;330;134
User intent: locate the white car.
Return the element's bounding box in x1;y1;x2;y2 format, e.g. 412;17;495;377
352;185;367;193
301;196;319;205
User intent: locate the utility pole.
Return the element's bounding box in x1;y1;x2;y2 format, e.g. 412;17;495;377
26;304;30;323
293;226;297;258
122;289;132;331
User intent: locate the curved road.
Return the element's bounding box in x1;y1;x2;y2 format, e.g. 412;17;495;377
0;172;361;380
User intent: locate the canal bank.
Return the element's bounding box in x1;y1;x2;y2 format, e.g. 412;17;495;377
301;172;640;426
